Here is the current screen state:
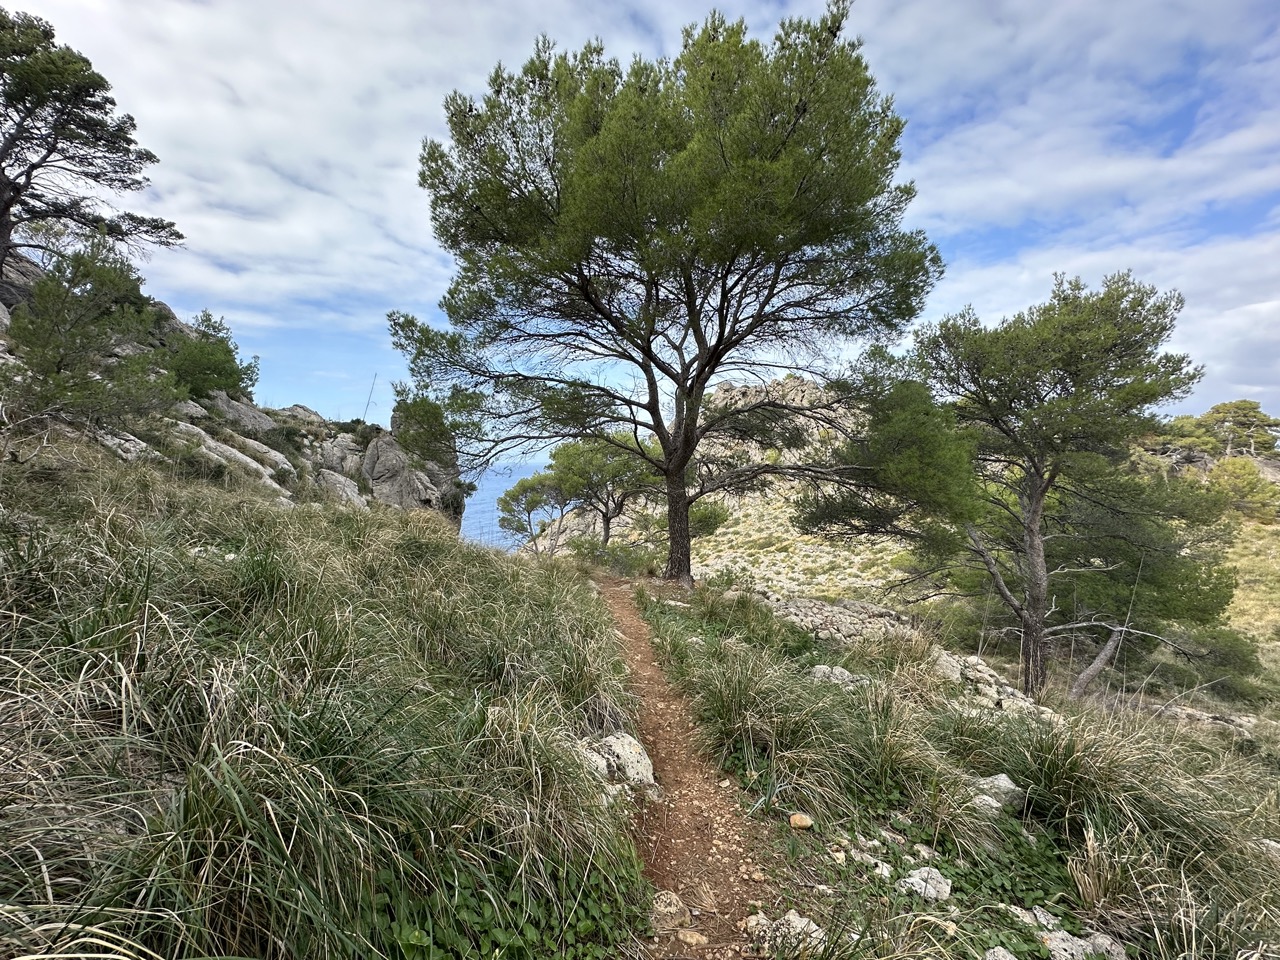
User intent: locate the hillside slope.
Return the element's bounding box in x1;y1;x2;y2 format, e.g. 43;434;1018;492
0;445;649;959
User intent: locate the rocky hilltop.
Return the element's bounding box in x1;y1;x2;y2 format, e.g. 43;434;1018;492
0;256;466;524
150;392;467;521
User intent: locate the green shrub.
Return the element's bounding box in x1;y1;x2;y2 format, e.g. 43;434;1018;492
3;235;181;433
168;308;260;400
392;395;458;468
689;500;731;538
568;535;664;577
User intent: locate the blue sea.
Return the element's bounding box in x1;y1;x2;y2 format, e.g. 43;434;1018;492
459;460;546;549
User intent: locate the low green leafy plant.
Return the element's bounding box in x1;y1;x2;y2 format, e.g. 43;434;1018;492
375;850;648;959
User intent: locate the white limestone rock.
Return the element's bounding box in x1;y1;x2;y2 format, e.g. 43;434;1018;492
896;867;952;902
745;910;827;955
1039;930;1125;960
771;910;827;953
168;421;288;494
317;433;365;475
276;403;326;425
315;469;367;509
203;390;278;434
931;649;965;683
228;434;295;478
95;430;152;462
583;733;657;797
171;399;208;421
972;773;1025;809
650;890;691;932
362;433;444;512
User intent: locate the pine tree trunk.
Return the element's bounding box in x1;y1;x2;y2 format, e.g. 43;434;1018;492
1021;619;1048;696
663;474;693;587
1021;487;1051;696
601;512;612;548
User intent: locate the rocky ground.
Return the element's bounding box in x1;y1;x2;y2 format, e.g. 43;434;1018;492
690;489;897;599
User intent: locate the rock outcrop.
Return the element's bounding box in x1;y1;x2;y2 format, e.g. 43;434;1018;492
155;402;467;524
0;253;465;526
361;434;446;512
315;468;366;508
0;254;42;311
204;390;277;435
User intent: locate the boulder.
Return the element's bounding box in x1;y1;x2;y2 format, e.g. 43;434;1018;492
590;734;655;788
315;469;367;509
147;300;201;346
972;773;1025;810
896;867;951;901
650;890;692;932
170;399;208;421
95;430;152;462
203;390;277;435
930;649;966;683
277;403;326;425
745;910;827;955
970;793;1004;817
362;433;445;512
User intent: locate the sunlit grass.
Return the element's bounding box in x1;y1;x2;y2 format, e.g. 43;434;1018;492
1226;520;1280;672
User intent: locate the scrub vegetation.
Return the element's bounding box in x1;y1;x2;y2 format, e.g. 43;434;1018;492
0;446;647;960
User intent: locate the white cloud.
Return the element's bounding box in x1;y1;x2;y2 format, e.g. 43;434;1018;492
14;0;1280;422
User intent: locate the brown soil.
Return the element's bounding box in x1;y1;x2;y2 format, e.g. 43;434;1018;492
598;578;773;959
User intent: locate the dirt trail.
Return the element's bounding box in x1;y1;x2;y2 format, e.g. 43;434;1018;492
598;578;771;959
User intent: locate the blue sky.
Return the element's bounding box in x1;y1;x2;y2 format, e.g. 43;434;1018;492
21;0;1280;423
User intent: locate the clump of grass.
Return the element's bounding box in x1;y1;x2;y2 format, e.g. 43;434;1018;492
643;584;1280;957
1;449;648;959
992;710;1280;952
642;592;990;850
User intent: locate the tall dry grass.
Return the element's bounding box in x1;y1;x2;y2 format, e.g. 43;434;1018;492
643;585;1280;958
1;450;646;959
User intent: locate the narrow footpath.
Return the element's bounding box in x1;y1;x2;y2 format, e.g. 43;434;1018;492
597;578;773;959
